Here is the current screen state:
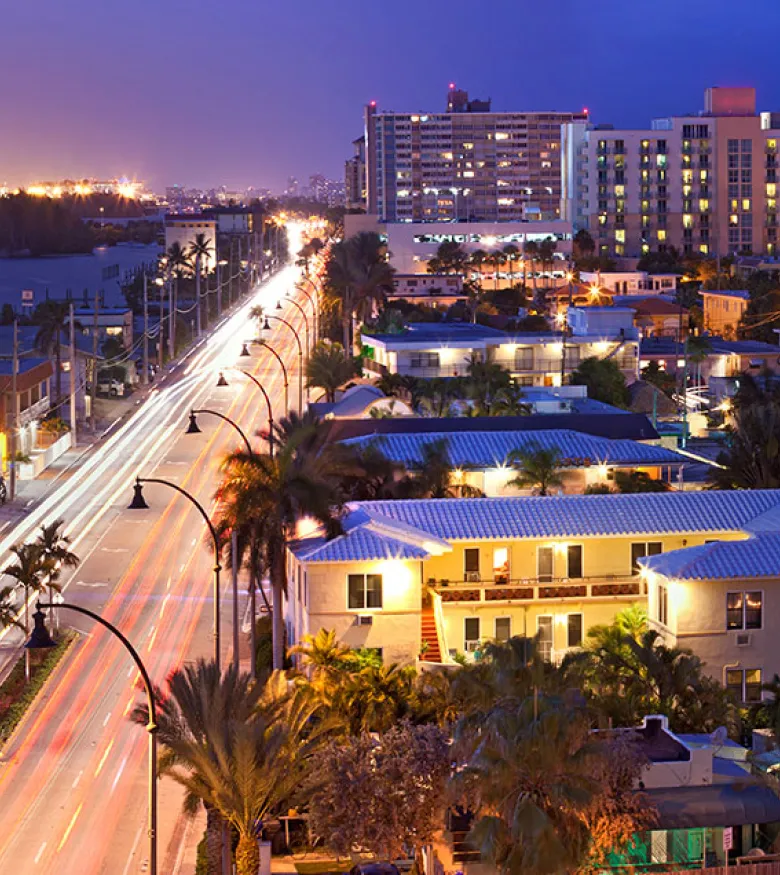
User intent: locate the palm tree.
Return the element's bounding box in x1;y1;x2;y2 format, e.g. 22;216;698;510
34;300;71;404
708;402;780;489
489;251;504;292
189;233;213;337
507;442;564;495
0;586;21;630
538;237;558;291
401;438;484;499
289;628;352;674
215;415;348;669
167;242;191;353
305;341;360;403
35;519;79;626
524;241;540;296
502;243;520;287
330;662;418;734
324;232;395;351
468;249;487;287
5;542;51;680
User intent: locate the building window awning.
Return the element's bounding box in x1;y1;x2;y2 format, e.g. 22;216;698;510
646;783;780;830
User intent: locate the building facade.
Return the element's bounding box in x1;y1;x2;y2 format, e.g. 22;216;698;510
564;87;780;258
164;214;217;271
700;289;750;335
364;88;587;223
345;136;367;210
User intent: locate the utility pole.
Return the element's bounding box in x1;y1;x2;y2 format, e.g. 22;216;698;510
90;292;99;431
142;274;149;386
158;283;164;369
8;320;18;502
69;302;77;445
168;276;174;359
216;254;222;320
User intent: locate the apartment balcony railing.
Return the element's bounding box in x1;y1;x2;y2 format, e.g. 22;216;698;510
431;575;645;604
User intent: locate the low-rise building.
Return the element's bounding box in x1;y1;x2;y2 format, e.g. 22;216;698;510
164;214;217;271
641;531;780;705
362;316;640;387
700;289;750;335
68;306;134;351
0;358;56;476
580;271;680;295
286;490;780;666
388;274;466;306
340;428;690;496
640;336;780;382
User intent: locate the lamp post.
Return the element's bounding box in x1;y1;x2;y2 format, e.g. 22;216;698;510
295;277;319;343
279;295;311;357
215;370;275;455
262;314;304;413
186;409;253;456
241;340;290;414
27;602;158;875
128;477;222;671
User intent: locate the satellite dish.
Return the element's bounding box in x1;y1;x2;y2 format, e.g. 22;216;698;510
710;726;728;746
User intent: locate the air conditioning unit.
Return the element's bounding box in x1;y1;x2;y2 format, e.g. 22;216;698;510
465;572;481;583
356;615;373;627
736;632;752;647
465;640;481;653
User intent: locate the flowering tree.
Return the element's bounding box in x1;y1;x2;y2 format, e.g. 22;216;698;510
308;721;450;862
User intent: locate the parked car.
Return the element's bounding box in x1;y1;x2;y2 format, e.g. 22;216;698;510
97;377;125;397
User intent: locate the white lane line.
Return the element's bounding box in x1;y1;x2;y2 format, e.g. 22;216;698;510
34;841;46;864
71;769;83;789
127;665;134;678
111;755;129;793
103;711;112;727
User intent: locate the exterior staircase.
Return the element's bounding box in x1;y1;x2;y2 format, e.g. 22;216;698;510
420;607;442;662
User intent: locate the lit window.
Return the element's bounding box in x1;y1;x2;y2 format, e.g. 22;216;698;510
700;170;708;182
730;214;739;225
598;214;607;225
700;243;709;254
727;669;762;703
495;132;509;141
699;199;710;212
641;200;650;213
615;229;626;242
683;184;693;196
657;230;667;241
348;574;383;609
743;199;752;211
463;142;474;150
642;243;650;254
683;214;693;228
614;185;625;197
768;183;777;197
462;171;474;178
493;548;509;584
727;591;762;630
682;169;693;184
657;155;668;168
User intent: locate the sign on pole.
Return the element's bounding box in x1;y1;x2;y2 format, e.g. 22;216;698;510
723;827;733;851
21;289;34;311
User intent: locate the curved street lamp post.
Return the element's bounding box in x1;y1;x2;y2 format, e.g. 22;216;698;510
240;340;290;414
262;314;304;413
295;277;319;342
27;602;158;875
215;370;275;455
187;409;253;456
128;477;222;672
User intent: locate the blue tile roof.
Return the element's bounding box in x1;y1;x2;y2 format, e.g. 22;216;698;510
341;429;687;470
292;529;430;562
362;322;509;345
358;491;780;541
639;534;780;580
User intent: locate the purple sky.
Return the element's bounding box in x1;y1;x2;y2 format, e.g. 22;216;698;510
3;0;779;193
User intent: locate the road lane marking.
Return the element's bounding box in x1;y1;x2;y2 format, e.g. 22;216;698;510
57;802;83;851
111;756;128;793
71;770;83;789
34;841;46;864
103;711;112;727
94;739;115;777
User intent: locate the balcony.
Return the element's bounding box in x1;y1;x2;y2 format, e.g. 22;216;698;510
431;575;645;604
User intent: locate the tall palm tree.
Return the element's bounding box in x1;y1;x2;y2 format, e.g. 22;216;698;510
167;242;191;353
502;244;520;286
35;519;79;624
401;438;484;499
305;341;360;403
468;249;487;287
507;442;564;495
708;402;780;489
5;542;51;680
324;233;394;351
34;300;71;404
215;415;348;669
189;233;213;337
524;241;540;296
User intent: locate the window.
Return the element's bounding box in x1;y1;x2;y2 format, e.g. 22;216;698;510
514;347;533;370
464;548;480;580
493;547;509;584
538;546;554;582
410;352;440;369
495;617;511;642
657;581;669;626
727;668;762;703
537;616;553;662
567;545;583;579
726;591;762;630
464;617;481;651
347;573;383;609
567;614;583;648
631;541;662;573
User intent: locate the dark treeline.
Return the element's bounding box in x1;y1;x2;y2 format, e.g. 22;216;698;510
0;193;150;257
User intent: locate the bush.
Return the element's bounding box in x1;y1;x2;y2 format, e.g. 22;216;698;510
0;630;77;744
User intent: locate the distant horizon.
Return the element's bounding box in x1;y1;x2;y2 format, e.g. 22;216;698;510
2;0;779;190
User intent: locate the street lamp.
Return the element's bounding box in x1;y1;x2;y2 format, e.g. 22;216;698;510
281;295;311;360
27;602;158;875
128;477;222;671
295;278;319;342
186;409;253;456
240;340;290;414
214;371;275;455
261;314;304;413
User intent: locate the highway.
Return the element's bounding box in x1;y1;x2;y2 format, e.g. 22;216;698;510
0;242;310;873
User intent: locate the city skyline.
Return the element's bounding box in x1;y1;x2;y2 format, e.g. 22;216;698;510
2;0;779;191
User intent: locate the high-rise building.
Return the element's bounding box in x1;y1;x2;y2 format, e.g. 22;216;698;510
363;86;587;223
345;136;366;210
563;87;780;258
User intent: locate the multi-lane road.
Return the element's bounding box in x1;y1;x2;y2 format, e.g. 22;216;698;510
0;251;309;873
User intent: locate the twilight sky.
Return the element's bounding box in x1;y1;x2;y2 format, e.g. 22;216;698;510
2;0;779;193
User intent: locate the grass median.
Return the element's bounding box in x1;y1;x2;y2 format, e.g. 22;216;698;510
0;630;78;746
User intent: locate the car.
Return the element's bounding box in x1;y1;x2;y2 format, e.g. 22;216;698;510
97;377;125;397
